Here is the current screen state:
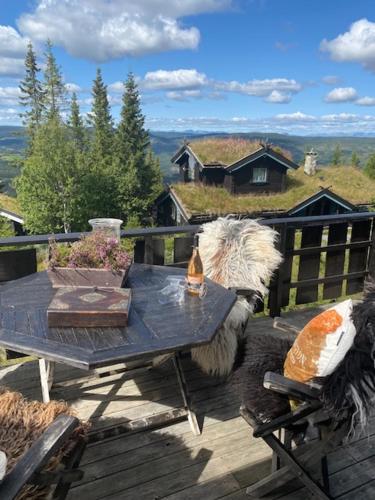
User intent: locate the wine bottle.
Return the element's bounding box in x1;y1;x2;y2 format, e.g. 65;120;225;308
186;234;204;296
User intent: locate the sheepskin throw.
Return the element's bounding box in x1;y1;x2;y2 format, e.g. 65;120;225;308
0;387;88;499
321;280;375;436
191;217;283;376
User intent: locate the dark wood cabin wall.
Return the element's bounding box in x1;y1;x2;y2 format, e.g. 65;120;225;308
293;198;352;217
231;156;287;195
194;163;202;184
202;168;226;186
156;196;189;226
224;174;234;194
179;158;189;183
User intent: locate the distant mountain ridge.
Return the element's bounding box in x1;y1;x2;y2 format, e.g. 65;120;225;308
1;126;375;190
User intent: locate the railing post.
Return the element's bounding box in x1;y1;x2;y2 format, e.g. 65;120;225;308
269;223;287;318
368;218;375;280
144;236;154;264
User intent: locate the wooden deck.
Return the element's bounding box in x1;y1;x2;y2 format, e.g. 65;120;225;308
1;307;375;499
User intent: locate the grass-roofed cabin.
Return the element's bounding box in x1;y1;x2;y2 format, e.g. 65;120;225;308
155;165;375;226
171;138;299;195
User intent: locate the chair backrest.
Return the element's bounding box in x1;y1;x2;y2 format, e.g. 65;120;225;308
0;248;37;283
199;217;282;297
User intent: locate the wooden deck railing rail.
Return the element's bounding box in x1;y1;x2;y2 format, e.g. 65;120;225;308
0;210;374;316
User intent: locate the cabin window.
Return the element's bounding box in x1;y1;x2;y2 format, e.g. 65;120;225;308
252;167;267;183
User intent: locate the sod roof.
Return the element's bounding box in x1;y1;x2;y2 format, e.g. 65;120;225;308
172;166;375;217
188;138;292;166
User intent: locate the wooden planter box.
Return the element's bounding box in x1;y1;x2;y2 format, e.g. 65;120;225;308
47;266;130;288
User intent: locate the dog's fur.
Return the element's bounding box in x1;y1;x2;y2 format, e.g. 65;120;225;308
191;217;283;376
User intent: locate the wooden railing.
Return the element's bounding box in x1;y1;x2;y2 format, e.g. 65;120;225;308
1;211;374;316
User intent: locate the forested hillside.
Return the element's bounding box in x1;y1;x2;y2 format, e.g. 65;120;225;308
1;126;375;192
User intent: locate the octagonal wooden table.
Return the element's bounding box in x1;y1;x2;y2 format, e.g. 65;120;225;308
0;264;236;435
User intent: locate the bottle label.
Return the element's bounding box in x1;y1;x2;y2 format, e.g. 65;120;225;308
186;276;203;293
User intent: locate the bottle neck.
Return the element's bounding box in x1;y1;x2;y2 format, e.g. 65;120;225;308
193;234;199;248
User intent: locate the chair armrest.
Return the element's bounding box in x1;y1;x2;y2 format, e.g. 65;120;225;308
273;317;300;335
240;399;322;438
0;414;79;500
264;372;320;402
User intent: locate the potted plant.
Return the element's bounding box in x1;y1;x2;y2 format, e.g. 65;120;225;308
47;231;132;288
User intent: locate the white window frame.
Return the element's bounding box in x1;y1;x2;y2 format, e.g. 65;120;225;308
252;167;268;184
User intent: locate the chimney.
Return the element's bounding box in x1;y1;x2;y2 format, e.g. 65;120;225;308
304;148;318;176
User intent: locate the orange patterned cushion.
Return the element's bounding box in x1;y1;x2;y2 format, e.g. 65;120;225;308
284;300;357;385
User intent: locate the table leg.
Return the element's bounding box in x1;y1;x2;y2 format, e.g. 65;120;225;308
39;359;55;403
173;353;201;435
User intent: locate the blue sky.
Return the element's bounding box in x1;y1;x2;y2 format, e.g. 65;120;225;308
1;0;375;135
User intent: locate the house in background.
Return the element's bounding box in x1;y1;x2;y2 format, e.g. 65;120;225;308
155;138;375;226
287;187;356;217
171;139;299;195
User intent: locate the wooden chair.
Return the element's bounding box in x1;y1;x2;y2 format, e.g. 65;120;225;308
0;388;87;500
232;294;375;500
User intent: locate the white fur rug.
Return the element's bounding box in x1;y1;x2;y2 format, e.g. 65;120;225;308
191;217;283;376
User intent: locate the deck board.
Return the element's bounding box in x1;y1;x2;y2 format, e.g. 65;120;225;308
1;309;375;499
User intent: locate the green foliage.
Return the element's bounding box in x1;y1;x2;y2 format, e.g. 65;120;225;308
88;68;113;162
15;118;86;233
332;144;342;166
114;73;163;223
0;216;15;238
68;93;86;151
351;151;360;168
43;41;66;120
19;42;45;147
364;153;375;180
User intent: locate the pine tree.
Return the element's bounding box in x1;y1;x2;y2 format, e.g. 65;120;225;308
115;72;163;223
332;144;342;166
68;93;86;151
88;68;113;162
43;40;66;120
84;68;117;219
351;151;360;168
19;42;45;147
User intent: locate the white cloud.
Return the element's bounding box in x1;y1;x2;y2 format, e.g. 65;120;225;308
0;26;28;57
322;75;341;85
324;87;358;103
0;26;29;78
274;111;316;122
17;0;231;62
0;107;20;124
264;90;291;103
321;19;375;72
0;86;21;106
0;57;25;77
65;83;81;93
166;89;203;101
356;96;375;106
108;81;124;93
215;78;302;100
146;112;375;135
144;69;208;90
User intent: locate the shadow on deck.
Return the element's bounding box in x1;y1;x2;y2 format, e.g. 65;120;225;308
1;307;375;500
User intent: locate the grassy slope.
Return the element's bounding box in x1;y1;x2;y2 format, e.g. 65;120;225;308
173;165;375;216
0;193;21;214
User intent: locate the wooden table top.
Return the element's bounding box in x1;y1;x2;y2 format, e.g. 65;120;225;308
0;264;236;370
